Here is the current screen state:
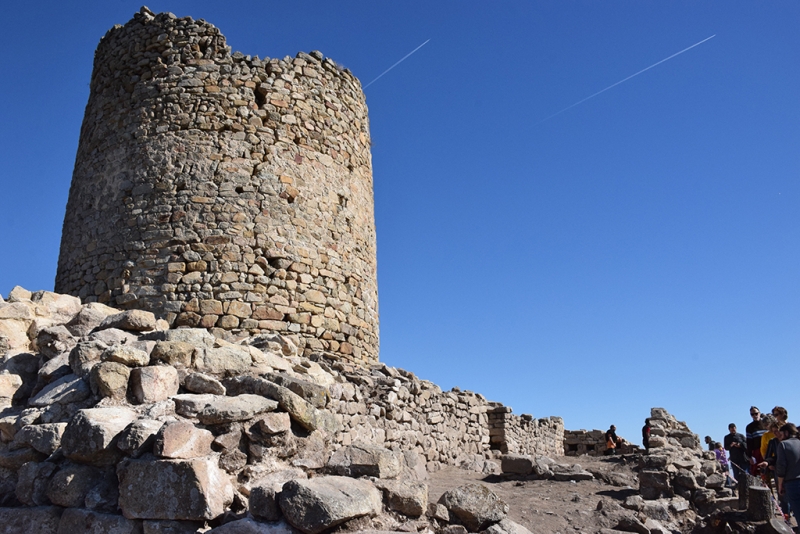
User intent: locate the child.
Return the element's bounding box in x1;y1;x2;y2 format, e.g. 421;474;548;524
714;442;735;488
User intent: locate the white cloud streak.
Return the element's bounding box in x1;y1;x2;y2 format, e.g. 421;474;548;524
364;39;431;89
535;34;716;125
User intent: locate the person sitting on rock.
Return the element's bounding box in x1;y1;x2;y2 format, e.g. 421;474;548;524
604;425;623;455
704;435;715;451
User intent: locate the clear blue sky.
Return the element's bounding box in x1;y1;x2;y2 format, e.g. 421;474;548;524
1;2;798;447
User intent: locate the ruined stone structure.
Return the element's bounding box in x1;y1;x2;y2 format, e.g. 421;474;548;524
56;7;378;365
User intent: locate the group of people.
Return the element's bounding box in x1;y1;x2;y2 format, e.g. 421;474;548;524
708;406;800;526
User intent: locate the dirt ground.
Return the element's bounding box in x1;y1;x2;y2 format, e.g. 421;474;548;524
427;454;657;534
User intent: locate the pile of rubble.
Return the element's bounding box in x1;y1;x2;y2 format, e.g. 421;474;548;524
0;287;540;533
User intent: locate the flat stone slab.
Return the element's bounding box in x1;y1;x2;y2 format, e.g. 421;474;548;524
173;393;277;424
28;374;90;406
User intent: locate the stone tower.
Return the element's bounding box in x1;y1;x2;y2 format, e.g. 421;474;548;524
56;8;379;365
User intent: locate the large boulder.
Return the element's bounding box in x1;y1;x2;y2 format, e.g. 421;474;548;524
225;377;338;434
327;443;402;479
438;483;508;532
173;394;278;425
61;407;137;465
28;374;90;407
13;423;67;455
46;464;103;508
0;505;63;533
98;310;157;332
153;421;214;459
278;476;382;534
130;366;179;404
117;457;233;520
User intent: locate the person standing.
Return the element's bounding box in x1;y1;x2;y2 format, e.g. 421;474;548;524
642;419;651;452
746;406;766;475
725;423;748;488
776;423;800;526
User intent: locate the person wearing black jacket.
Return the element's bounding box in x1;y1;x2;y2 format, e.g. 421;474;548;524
724;423;748;488
746;406;766;474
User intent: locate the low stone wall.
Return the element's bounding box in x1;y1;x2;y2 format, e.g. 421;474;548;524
564;429;607;456
488;406;564;457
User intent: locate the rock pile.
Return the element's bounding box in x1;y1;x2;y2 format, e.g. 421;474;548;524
0;287;557;533
637;408;736;518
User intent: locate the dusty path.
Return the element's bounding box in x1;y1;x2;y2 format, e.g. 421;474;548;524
427;455;644;534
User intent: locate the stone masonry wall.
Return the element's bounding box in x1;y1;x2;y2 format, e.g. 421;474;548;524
487;406;564;457
56;8;378;366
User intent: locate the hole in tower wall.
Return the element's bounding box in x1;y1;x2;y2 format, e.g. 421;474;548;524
235;186;244;194
255;88;266;108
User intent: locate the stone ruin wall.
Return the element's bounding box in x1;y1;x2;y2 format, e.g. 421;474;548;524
327;369;565;470
487;406;564;457
55;7;379;366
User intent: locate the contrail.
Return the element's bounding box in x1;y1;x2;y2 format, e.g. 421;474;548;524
535;34;716;125
364;39;431;88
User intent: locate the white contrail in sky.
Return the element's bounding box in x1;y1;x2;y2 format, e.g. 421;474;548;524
535;34;716;125
364;39;431;88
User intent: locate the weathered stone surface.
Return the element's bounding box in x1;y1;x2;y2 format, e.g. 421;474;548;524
153;421;214;459
90;361;131;399
438;483;508;532
0;505;63;533
13;423;67;455
36;325;76;360
88;328;137;347
484;519;534;534
265;373;329;408
378;480;428;517
0;445;46;470
153;329;215;348
226;377;338;434
150;341;195;368
206;518;299;533
36;353;71;392
249;468;308;522
184;373;225;395
69;340;107;377
255;412;292;435
0;374;22;404
551;463;593;481
130;366;180;404
172;393;277;425
500;454;533;475
16;461;57;505
46;463;103;507
29;374;90;407
99;310;157;332
195;345;251;376
327;442;401;478
117;419;164;458
62;407;137;465
103;344;150;367
117;457;233;520
141;520;205;534
66;302;119;337
279;476;382;534
57;507;143;534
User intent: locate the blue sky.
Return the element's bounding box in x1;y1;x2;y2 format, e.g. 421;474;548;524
1;2;798;447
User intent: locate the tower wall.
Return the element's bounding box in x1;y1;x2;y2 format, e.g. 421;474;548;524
56;8;379;365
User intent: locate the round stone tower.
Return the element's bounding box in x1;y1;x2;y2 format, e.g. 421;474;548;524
56;8;379;365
